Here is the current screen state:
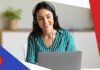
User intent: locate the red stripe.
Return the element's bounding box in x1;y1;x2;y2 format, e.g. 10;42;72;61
0;56;3;65
89;0;100;55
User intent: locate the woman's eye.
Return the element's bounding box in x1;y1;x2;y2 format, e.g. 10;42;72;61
47;16;50;18
38;18;43;20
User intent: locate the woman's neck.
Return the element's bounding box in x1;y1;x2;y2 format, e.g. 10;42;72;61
42;29;56;39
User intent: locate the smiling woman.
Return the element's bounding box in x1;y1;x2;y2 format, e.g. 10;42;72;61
36;9;54;36
25;1;76;64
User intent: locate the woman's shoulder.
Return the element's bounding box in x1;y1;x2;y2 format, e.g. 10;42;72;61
58;29;71;35
28;32;39;39
59;29;74;41
58;29;73;39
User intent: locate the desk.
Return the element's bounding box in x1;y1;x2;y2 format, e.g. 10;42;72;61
20;60;100;70
20;60;51;70
81;69;100;70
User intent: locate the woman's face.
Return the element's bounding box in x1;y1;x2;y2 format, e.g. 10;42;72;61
36;8;54;33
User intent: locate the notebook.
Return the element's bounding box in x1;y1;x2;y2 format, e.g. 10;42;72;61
38;51;82;70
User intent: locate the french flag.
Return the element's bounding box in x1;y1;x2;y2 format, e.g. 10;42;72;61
0;46;29;70
89;0;100;55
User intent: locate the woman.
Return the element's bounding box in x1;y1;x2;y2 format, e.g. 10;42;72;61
26;1;76;64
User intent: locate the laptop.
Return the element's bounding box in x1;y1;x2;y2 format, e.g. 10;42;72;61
38;51;82;70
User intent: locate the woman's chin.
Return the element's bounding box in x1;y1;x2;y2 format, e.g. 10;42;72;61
43;28;51;33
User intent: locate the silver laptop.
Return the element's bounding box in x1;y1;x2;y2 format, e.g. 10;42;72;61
38;51;82;70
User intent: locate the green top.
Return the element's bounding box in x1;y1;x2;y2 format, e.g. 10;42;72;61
26;29;76;64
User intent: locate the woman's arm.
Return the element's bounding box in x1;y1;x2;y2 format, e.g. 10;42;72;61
25;34;37;64
65;31;76;51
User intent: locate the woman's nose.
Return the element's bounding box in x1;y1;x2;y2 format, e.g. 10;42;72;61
43;18;48;24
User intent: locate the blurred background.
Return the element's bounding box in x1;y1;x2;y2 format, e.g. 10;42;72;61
0;0;100;69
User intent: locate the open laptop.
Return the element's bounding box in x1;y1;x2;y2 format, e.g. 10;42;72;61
38;51;82;70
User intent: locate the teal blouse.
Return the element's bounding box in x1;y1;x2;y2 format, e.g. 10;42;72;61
26;29;76;64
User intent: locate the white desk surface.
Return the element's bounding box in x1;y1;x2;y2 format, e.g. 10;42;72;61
20;60;51;70
20;60;100;70
81;68;100;70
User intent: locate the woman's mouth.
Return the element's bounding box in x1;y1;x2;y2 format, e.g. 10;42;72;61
44;25;49;28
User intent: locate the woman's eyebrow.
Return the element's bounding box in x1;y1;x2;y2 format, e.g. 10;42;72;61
46;13;51;16
37;13;51;17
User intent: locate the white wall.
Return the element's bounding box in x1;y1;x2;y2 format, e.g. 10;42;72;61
2;32;29;60
46;0;90;8
0;0;93;30
72;32;100;68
